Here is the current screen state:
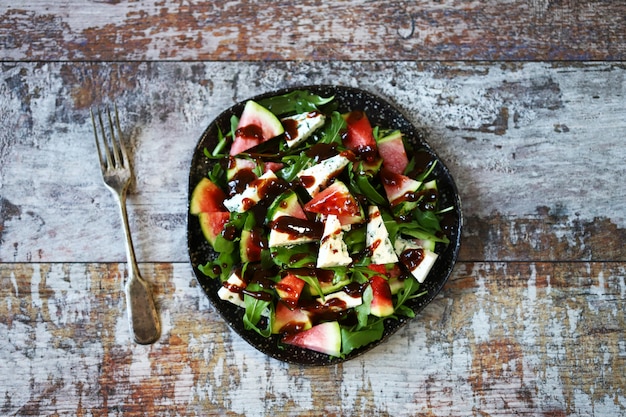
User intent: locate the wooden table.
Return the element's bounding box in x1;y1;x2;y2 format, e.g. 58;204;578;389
1;2;625;416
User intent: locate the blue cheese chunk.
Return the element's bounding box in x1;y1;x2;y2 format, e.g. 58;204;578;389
223;171;277;213
296;153;350;197
366;205;399;265
268;210;318;248
217;271;246;308
316;214;353;268
315;290;363;311
282;112;326;148
394;237;439;283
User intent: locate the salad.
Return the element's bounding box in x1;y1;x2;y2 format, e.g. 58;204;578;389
189;89;454;358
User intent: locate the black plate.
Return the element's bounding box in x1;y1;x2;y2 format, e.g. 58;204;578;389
187;85;462;365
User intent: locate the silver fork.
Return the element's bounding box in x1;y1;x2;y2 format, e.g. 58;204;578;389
92;106;161;345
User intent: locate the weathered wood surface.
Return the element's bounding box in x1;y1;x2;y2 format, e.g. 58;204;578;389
1;1;625;61
2;261;625;416
1;61;625;416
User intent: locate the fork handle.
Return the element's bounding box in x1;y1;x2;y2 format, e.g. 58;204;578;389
119;197;161;344
125;274;161;344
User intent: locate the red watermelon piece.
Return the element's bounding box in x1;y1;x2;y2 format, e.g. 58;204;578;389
282;321;342;356
377;130;409;174
190;178;227;214
275;273;306;307
368;275;394;317
272;301;312;334
343;111;377;151
379;168;421;206
198;211;231;247
230;100;284;155
303;181;361;217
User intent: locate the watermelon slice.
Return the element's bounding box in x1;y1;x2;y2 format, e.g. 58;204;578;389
303;181;361;217
198;211;231;247
240;227;264;263
377;130;409;174
272;301;312;334
230;100;284;155
267;190;307;221
275;273;306;307
380;168;421;206
190;178;227;214
282;321;342;357
343;110;377;152
368;275;394;317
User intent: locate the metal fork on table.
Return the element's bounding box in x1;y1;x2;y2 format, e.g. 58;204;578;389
91;106;161;345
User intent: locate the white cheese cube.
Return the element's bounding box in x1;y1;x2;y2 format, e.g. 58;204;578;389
268;210;318;248
223;171;276;213
316;290;362;311
296;153;350;197
316;214;352;268
282;112;326;148
217;271;246;308
394;237;439;283
366;205;399;265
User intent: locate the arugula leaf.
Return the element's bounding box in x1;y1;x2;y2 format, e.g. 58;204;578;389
278;152;314;182
230;115;239;139
319;111;346;145
341;319;385;356
394;277;427;317
258;90;334;116
348;164;386;205
270;244;317;268
293;273;325;301
354;284;373;328
243;285;273;337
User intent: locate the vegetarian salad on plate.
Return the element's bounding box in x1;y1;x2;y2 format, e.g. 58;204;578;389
188;87;461;364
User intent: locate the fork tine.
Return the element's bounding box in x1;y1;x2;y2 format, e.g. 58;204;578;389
96;108;114;169
91;109;106;170
112;104;129;165
106;106;125;168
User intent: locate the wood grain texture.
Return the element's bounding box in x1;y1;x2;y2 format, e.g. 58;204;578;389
1;61;625;263
1;261;624;416
1;1;625;61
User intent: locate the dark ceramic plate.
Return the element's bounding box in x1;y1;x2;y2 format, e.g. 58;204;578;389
187;85;462;365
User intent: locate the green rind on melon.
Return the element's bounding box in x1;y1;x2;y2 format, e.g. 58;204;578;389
282;321;342;357
198;211;231;247
230;100;285;155
190;178;227;214
272;301;312;334
266;190;307;222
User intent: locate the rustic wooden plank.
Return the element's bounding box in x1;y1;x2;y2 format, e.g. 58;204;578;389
1;61;625;263
1;1;625;61
1;261;624;415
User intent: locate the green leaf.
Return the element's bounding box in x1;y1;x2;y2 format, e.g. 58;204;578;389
258;90;334;115
354;284;373;328
394;277;427;316
340;319;385;356
243;283;273;337
270;244;317;268
212;126;229;157
294;273;325;302
278;152;314;182
230;115;239;139
348;164;386;205
319;111;346;145
207;162;227;191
